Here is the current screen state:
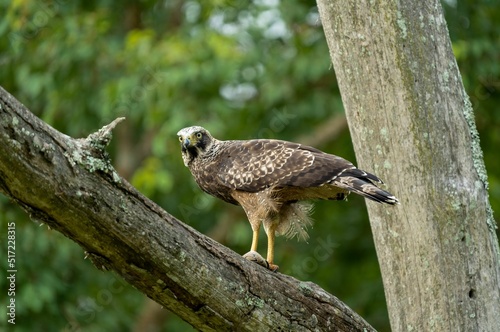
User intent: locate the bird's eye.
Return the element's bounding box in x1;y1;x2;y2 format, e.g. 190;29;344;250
196;132;203;139
178;136;183;141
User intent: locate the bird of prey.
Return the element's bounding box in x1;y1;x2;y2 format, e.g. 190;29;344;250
177;126;398;271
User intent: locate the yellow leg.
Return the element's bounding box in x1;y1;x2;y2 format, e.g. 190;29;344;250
266;228;279;271
250;229;259;252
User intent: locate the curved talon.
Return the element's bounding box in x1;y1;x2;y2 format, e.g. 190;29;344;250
268;263;279;272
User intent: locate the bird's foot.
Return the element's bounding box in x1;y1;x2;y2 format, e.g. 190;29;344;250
243;251;279;272
267;263;279;272
243;251;267;268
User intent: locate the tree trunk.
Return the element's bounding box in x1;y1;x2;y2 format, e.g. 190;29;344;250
0;85;375;331
316;1;500;331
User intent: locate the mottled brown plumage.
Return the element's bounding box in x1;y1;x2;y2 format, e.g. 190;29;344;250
177;126;398;271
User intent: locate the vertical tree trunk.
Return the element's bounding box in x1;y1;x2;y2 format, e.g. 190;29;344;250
316;1;500;331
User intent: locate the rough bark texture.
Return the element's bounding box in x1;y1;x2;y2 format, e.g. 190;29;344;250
316;1;500;331
0;85;375;331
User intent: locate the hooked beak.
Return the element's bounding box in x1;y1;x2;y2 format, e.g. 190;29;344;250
182;137;191;149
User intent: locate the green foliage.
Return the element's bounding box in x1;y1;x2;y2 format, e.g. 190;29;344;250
0;0;498;331
132;156;174;197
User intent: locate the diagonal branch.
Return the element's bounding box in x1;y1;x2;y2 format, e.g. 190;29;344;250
0;85;375;332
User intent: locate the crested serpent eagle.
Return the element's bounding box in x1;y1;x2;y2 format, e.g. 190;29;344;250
178;126;398;271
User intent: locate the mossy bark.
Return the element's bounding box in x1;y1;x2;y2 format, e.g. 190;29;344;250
316;1;500;331
0;85;375;331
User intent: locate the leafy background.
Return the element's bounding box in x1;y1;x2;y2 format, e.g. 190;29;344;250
0;0;498;331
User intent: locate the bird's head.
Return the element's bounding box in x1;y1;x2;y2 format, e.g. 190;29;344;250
177;126;214;166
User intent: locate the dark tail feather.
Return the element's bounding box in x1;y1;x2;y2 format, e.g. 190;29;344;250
336;169;399;205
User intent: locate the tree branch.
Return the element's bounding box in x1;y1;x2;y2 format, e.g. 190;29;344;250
0;85;375;331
